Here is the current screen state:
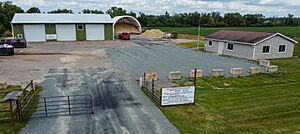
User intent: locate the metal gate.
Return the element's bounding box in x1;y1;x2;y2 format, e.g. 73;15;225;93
20;94;93;118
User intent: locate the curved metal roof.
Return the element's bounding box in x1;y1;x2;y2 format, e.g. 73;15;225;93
112;15;142;33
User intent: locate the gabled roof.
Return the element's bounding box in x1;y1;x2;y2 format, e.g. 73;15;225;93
206;30;298;44
12;13;113;24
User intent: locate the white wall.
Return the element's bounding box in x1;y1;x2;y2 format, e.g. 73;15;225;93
56;24;76;41
23;24;46;42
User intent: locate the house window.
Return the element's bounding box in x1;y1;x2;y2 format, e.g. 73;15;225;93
17;34;23;39
77;24;84;30
278;45;286;53
227;43;234;51
208;41;212;46
262;46;270;54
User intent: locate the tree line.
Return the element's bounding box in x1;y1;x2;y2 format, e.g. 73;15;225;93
0;1;300;36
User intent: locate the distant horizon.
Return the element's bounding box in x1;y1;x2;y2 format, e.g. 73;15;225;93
4;0;300;17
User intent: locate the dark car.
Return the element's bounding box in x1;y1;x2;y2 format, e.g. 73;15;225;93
0;38;27;48
118;33;130;40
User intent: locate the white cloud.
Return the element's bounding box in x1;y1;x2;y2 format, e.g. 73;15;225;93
2;0;300;16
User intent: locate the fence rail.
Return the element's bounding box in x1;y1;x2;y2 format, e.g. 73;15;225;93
141;76;162;105
20;94;93;118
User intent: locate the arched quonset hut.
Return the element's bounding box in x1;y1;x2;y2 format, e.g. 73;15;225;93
112;16;142;34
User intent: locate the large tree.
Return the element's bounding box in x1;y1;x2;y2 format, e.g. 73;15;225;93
0;1;24;35
26;7;41;13
106;7;127;18
48;9;73;14
82;9;104;14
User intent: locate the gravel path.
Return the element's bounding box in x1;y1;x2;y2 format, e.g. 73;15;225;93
107;38;264;82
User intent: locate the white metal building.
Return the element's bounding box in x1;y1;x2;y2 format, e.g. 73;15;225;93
11;13;114;42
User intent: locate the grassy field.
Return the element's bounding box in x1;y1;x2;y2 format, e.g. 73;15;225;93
0;85;42;134
158;43;300;133
147;27;300;38
176;42;205;51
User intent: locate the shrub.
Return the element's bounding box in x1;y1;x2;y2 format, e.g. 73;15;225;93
2;30;12;37
171;31;179;39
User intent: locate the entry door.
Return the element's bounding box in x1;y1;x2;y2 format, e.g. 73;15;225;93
218;42;224;55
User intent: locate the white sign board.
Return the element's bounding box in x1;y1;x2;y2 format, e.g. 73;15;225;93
161;86;195;106
46;34;57;40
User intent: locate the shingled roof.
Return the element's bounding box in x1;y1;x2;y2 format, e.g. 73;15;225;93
206;30;275;44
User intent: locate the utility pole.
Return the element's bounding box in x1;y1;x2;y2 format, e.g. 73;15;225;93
196;0;201;51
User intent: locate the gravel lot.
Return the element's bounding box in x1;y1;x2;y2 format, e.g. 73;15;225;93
108;38;264;82
0;38;264;134
0;41;178;134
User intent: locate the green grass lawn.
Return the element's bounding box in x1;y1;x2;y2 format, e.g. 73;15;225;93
0;85;42;134
158;43;300;133
176;42;205;51
147;27;300;38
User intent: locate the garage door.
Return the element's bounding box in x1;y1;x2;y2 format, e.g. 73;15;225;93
86;24;105;40
23;24;46;42
56;24;76;41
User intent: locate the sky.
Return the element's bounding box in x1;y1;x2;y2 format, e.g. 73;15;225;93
4;0;300;17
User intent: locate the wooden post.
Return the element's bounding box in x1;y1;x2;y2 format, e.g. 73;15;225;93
152;79;155;94
143;72;146;88
68;96;71;115
9;100;16;133
194;69;197;105
44;98;47;117
16;100;21;120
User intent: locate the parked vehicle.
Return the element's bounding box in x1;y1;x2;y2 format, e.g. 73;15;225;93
0;39;27;48
118;33;130;40
0;44;14;56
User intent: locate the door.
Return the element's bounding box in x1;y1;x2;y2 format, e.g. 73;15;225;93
218;42;224;55
86;24;105;40
56;24;76;41
23;24;46;42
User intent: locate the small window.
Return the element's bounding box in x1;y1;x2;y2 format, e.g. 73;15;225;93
262;46;270;54
278;45;286;53
77;24;84;30
17;34;23;39
208;41;212;46
227;43;234;51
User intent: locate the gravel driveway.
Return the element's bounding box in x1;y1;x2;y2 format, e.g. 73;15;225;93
107;38;264;82
4;38;263;134
16;41;178;134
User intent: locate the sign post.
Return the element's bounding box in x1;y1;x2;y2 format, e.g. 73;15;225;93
194;69;197;105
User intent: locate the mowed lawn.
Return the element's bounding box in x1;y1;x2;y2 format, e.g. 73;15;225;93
159;43;300;133
148;27;300;38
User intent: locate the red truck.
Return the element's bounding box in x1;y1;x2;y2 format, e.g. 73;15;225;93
118;33;130;40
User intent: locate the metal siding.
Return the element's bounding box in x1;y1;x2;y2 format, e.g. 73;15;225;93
254;35;295;59
205;40;219;53
12;24;24;39
56;24;76;41
223;43;254;60
45;24;56;34
86;24;104;40
76;24;86;41
23;24;46;42
104;24;113;40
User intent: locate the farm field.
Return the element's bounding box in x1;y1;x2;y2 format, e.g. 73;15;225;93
147;27;300;38
159;43;300;133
